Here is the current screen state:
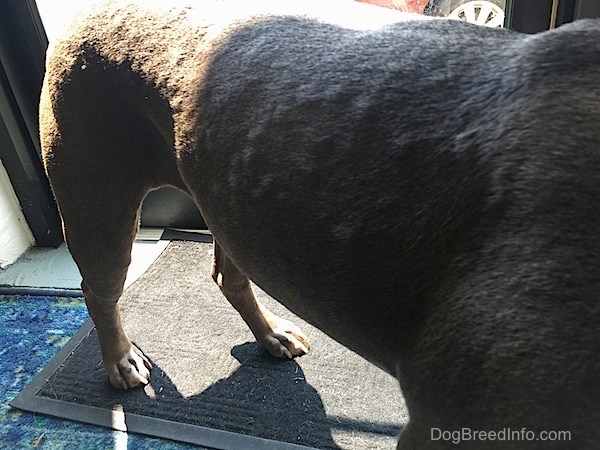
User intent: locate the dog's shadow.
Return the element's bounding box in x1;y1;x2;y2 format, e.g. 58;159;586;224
61;339;339;448
140;342;337;448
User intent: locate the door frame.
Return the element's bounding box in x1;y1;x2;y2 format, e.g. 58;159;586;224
0;0;62;247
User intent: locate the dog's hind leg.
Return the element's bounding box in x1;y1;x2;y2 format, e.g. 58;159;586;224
77;225;151;391
39;72;174;389
44;154;153;390
47;165;152;389
211;241;310;358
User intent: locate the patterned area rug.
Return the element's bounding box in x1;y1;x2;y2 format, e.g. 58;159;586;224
0;294;196;449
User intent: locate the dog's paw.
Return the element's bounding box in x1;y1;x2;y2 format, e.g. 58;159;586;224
260;318;310;359
105;345;152;390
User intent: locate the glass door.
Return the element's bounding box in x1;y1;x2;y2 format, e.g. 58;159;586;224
358;0;510;27
578;0;600;18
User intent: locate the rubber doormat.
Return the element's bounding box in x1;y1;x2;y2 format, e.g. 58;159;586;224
11;241;406;449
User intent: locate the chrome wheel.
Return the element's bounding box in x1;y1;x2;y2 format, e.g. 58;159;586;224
448;1;505;28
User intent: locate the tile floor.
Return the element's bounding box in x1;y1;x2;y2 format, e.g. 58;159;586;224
0;229;169;292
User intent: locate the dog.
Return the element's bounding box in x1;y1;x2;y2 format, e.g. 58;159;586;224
40;0;600;447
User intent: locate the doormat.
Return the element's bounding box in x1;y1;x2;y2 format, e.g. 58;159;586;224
11;241;407;449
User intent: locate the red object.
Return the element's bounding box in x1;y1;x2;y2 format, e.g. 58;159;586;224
355;0;428;14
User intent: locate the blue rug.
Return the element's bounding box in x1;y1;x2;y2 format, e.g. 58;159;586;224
0;294;196;449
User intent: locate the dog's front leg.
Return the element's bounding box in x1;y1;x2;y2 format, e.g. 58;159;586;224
211;240;310;358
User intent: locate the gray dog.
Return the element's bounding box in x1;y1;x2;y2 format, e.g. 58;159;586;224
41;0;599;447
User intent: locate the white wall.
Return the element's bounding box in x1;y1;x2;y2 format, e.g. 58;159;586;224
0;159;35;268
